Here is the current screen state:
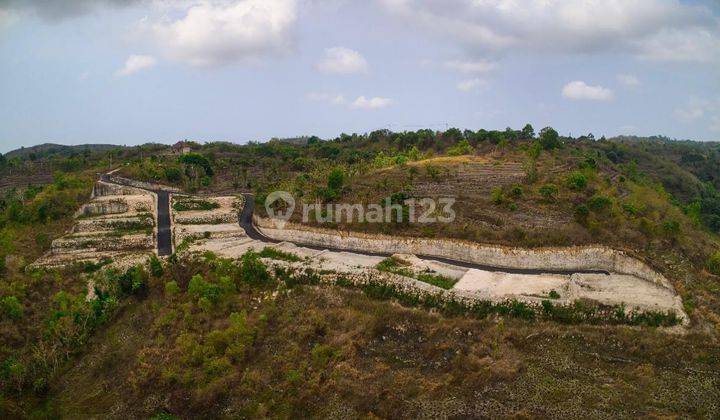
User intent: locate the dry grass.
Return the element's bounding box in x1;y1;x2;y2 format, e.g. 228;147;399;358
29;276;720;419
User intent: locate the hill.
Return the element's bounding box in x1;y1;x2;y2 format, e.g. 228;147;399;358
3;143;124;160
1;128;720;417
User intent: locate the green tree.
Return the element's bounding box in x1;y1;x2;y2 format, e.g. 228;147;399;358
149;255;164;278
447;139;473;156
539;127;561;150
327;167;344;194
521;123;535;139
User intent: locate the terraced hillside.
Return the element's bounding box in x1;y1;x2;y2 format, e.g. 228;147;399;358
32;181;157;269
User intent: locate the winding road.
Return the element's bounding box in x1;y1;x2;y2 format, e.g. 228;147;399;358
238;193;609;276
100;173;608;275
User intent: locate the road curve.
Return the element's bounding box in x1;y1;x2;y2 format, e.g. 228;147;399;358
238;193;610;276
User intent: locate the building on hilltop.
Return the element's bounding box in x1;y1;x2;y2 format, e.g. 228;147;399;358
172;141;192;155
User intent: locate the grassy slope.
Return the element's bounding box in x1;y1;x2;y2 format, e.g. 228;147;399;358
34;266;720;418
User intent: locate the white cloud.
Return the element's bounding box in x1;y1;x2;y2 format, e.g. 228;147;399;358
562;81;614;101
380;0;720;62
674;97;720;124
637;27;720;63
307;91;346;105
617;74;640;87
151;0;297;67
674;98;720;131
115;54;157;77
308;92;393;110
456;78;486;92
350;96;393;110
316;47;368;74
674;105;704;122
444;59;495;74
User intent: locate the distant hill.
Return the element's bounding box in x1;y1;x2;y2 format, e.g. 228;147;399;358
4;143;124;159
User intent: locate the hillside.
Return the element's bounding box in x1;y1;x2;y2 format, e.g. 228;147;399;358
3;143;123;160
1;128;720;417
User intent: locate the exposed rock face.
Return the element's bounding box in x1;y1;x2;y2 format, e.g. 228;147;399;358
77;200;129;217
92;181;147;197
254;217;672;289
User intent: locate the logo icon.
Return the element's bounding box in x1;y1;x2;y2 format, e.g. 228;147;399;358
265;191;295;229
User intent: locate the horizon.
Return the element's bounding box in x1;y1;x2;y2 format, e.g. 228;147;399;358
3;129;717;156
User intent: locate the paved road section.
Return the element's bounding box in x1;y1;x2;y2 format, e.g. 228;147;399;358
238;193;609;276
101;173;173;256
156;190;172;256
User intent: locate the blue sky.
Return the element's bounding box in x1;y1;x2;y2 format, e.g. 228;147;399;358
1;0;719;153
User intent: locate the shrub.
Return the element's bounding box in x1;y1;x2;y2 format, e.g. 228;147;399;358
257;247;302;262
172;199;219;212
662;220;681;238
447;139;473;156
164;281;180;296
509;185;523;199
425;165;440;179
622;202;641;216
548;290;560;299
118;265;148;296
491;187;505;205
639;217;655;236
376;257;413;277
416;273;457;290
538;184;559;201
588;195;612;212
163;167;182;183
239;251;272;286
311;343;341;367
566;172;588;190
1;296;23;320
188;274;222;304
707;251;720;275
149;255;164;278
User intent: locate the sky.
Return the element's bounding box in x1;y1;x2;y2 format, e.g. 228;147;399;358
1;0;719;153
